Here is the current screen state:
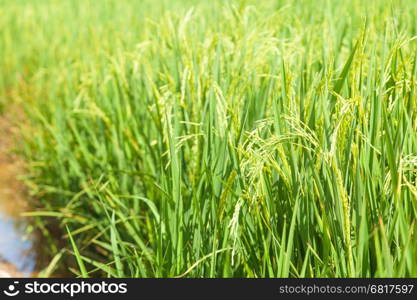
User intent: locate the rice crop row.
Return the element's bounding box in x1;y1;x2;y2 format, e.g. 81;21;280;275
1;0;417;277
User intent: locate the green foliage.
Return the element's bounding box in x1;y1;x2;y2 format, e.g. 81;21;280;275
1;0;417;277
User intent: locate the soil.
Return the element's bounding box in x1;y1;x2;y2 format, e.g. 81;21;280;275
0;113;28;221
0;261;22;278
0;110;29;277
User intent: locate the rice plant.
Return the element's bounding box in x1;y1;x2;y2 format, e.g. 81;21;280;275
0;0;417;277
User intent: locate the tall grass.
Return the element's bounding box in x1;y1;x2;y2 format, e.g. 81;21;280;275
1;0;417;277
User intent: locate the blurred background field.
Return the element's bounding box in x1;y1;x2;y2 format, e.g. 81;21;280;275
0;0;417;277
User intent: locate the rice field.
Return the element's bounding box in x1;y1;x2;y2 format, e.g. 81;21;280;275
1;0;417;278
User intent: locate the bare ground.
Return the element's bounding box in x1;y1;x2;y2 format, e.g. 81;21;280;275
0;110;26;277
